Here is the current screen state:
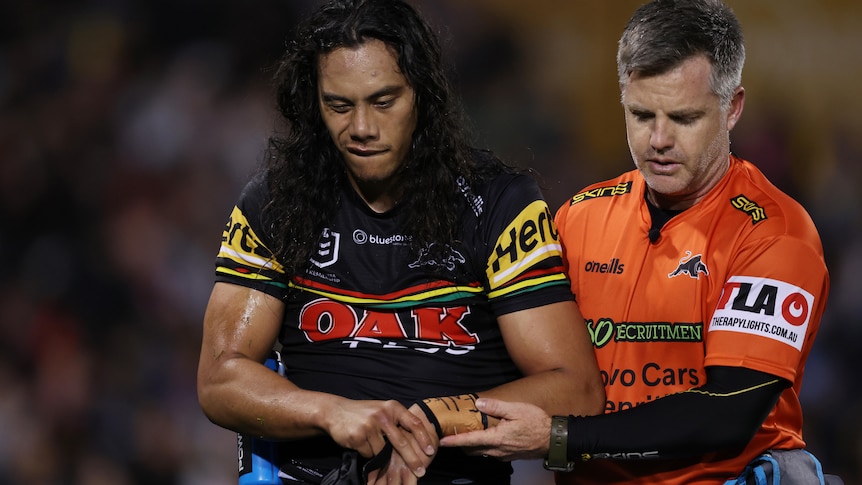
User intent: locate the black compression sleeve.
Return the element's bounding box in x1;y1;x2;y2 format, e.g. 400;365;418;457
568;366;789;460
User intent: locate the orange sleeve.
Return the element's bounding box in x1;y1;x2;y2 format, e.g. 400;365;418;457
704;236;829;382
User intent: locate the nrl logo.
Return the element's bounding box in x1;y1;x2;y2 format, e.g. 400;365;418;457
310;228;340;268
668;251;709;279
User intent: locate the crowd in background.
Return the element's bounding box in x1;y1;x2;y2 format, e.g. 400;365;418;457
1;1;859;484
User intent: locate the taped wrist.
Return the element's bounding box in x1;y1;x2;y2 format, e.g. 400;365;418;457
415;393;489;437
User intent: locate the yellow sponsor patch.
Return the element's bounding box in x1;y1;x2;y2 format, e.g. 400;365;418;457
730;194;767;224
218;206;283;273
486;200;561;288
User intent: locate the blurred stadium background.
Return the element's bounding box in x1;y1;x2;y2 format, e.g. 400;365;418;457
1;1;859;484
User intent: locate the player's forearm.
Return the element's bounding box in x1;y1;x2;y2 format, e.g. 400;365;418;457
416;369;603;441
490;300;605;418
481;367;605;418
198;355;337;439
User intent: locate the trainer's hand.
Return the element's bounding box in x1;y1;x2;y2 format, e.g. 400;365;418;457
438;398;551;462
323;398;434;478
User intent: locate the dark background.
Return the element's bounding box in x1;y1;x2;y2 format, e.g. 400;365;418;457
1;1;859;484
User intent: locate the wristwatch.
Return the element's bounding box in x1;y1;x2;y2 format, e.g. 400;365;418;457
543;415;575;472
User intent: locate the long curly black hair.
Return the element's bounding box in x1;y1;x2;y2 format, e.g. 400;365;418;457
262;0;507;280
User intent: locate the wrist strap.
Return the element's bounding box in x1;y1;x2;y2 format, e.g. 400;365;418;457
544;415;575;472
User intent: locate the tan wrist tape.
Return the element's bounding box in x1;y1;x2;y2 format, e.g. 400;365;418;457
416;393;489;437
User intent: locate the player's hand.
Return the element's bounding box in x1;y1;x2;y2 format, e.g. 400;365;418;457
323;398;434;477
438;398;551;461
367;450;419;485
367;404;438;485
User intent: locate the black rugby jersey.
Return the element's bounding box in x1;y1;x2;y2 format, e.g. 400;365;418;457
217;169;572;401
215;166;572;480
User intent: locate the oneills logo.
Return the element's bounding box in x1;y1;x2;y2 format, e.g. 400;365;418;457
585;258;625;274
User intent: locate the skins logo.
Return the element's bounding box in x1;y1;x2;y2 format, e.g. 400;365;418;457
310;228;340;268
569;181;632;205
591;451;659;460
668;251;709;279
730;194;767;224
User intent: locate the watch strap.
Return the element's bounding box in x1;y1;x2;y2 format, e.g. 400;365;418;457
543;415;575;472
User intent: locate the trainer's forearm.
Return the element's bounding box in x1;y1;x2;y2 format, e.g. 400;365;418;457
567;366;787;460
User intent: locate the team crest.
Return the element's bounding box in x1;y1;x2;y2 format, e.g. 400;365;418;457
668;251;709;279
409;243;466;271
310;228;340;268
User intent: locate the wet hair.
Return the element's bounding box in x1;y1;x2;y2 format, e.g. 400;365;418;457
262;0;504;279
617;0;745;106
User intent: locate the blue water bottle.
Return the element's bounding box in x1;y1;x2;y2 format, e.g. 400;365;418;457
238;352;286;485
238;433;280;485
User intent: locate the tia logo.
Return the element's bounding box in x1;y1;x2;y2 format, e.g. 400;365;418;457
710;275;814;351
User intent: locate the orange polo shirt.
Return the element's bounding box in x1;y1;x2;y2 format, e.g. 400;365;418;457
554;155;829;484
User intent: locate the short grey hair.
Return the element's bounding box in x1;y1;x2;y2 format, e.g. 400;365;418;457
617;0;745;107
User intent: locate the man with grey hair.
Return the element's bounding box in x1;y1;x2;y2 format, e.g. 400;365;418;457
439;1;836;483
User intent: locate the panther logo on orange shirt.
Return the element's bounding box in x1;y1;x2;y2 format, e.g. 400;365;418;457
668;251;709;279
